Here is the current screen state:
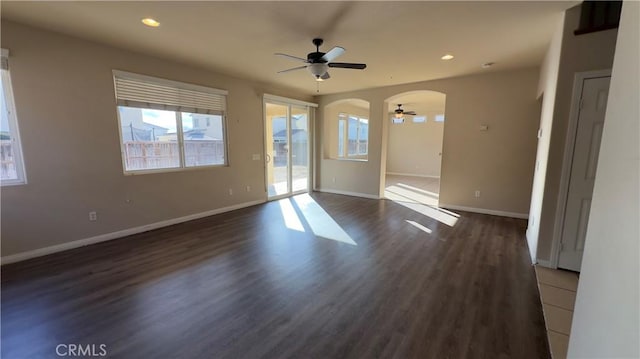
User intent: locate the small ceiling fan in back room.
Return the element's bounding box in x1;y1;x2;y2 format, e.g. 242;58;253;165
275;38;367;83
392;104;416;118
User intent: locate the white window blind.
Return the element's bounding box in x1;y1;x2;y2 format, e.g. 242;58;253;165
113;70;227;115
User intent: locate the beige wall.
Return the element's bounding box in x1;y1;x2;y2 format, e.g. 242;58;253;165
0;21;312;257
315;68;541;215
568;2;639;356
387;109;445;178
534;5;618;263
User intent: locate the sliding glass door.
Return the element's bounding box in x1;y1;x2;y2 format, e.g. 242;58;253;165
265;100;311;199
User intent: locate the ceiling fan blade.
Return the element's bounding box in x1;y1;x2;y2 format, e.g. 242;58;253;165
404;111;417;115
274;53;307;62
321;72;331;80
321;46;345;62
328;62;367;70
277;65;308;74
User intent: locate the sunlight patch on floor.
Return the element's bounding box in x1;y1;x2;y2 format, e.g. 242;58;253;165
394;201;459;227
395;183;439;199
405;220;432;234
278;198;304;232
384;181;459;227
277;194;357;246
385;185;438;206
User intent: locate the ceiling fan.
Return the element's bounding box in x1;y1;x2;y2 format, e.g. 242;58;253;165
275;38;367;81
392;104;416;118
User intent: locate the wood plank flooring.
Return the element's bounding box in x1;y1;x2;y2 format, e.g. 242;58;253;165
1;192;549;359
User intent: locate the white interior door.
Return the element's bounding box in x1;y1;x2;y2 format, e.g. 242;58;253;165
558;76;611;272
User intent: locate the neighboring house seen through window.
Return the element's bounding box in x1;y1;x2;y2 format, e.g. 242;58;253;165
0;49;27;186
113;71;228;174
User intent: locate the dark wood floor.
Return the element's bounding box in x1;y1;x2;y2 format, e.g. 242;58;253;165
1;192;549;359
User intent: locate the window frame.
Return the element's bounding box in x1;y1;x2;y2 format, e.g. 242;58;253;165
113;70;229;175
115;107;229;175
337;112;369;159
412;116;427;123
1;50;27;186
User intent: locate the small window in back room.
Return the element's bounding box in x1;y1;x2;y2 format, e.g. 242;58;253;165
1;49;27;186
391;117;404;124
434;114;445;122
412;116;426;123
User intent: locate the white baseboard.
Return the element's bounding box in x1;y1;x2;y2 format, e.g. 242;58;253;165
386;172;440;179
439;203;529;219
535;259;555;268
315;188;380;200
1;199;266;265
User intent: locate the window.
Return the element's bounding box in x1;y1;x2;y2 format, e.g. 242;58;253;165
434;114;445;122
113;71;228;174
412;116;426;123
391;118;404;124
338;113;368;158
1;49;27;185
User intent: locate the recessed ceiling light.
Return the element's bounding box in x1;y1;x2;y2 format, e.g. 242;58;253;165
141;18;160;27
482;62;495;68
441;54;454;60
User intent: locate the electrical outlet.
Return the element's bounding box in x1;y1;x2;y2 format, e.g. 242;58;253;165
228;188;233;195
332;177;336;184
246;186;251;192
89;211;97;221
474;190;481;198
252;154;260;160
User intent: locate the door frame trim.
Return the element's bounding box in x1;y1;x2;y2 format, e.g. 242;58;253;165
550;69;611;269
263;96;317;201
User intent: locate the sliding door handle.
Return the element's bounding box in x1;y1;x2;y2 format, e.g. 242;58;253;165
266;154;271;163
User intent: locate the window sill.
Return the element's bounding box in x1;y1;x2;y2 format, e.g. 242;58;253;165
328;157;368;162
124;163;228;176
1;179;27;187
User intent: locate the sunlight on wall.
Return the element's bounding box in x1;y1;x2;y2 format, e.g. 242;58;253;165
277;194;357;246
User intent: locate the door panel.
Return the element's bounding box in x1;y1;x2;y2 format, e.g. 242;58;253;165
265;101;310;199
266;103;289;198
558;76;611;271
291;105;309;193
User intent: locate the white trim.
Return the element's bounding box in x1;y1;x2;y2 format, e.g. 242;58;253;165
315;188;380;200
550;69;612;268
385;172;440;179
263;93;318;108
536;259;555;268
112;70;228;95
439;203;529;219
1;199;265;265
0;67;27;186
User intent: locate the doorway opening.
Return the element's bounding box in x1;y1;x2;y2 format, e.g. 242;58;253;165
382;91;446;207
553;70;611;272
264;97;315;200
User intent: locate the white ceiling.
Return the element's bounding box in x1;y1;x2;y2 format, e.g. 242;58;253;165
1;1;577;95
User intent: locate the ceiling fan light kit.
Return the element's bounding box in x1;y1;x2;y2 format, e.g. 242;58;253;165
393;104;416;119
275;38;367;83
